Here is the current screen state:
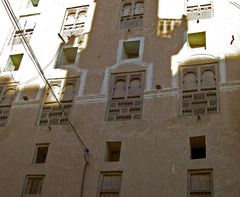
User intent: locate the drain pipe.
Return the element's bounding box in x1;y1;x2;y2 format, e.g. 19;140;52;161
80;149;89;197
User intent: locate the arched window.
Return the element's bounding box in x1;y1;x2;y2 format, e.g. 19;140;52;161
119;0;144;29
77;11;87;23
134;1;144;15
46;84;61;103
180;63;218;115
65;12;76;25
183;72;198;91
128;77;141;98
122;3;132;16
201;70;215;88
62;83;75;101
1;88;16;105
113;79;126;99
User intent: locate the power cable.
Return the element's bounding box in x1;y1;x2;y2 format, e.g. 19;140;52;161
1;0;89;153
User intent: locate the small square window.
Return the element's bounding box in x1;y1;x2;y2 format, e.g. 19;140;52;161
122;41;140;59
180;63;218;115
4;54;23;72
105;141;121;162
188;32;206;48
22;175;44;196
0;83;18;126
57;47;78;67
190;136;206;159
63;47;78;64
33;144;49;163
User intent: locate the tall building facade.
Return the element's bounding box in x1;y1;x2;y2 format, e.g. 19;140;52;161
0;0;240;196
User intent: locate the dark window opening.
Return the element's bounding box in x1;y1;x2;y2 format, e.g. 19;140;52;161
106;141;121;162
190;136;206;159
34;144;49;163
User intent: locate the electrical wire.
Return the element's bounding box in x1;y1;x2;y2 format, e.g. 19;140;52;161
1;0;89;153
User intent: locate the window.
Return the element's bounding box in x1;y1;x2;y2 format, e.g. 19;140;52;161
119;0;144;29
26;0;40;8
99;172;122;197
186;3;213;21
61;6;89;41
13;14;39;45
106;71;145;121
190;136;206;159
0;83;18;126
117;37;144;63
56;47;78;67
4;53;23;72
33;144;49;163
122;41;140;59
188;169;213;197
22;175;44;196
180;63;218;115
188;32;206;49
106;141;121;162
39;77;78;126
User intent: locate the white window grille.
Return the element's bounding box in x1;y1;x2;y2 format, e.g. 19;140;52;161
180;63;218;115
13;14;39;45
188;169;213;197
119;0;144;30
39;77;78;126
106;71;145;121
62;6;89;41
0;83;18;126
99;172;122;197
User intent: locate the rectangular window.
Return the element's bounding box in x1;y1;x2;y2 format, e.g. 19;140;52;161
13;14;39;45
106;141;121;162
4;53;24;72
61;6;89;42
99;171;122;197
186;3;213;21
22;175;44;196
190;136;206;159
188;169;213;197
106;71;145;121
39;77;78;126
33;144;49;163
0;83;18;126
188;32;206;49
119;0;144;29
180;63;218;115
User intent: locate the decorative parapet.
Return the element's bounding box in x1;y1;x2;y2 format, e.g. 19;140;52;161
158;18;182;37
